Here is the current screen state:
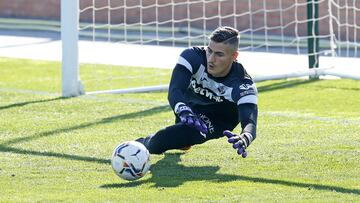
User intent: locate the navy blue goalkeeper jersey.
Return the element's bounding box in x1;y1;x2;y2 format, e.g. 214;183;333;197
168;47;258;136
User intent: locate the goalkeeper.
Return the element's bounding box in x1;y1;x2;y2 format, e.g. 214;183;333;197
136;26;258;157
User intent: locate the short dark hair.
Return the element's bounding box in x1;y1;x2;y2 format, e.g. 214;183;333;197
209;26;239;51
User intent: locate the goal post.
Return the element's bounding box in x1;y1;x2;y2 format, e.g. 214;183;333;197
307;0;320;69
61;0;360;97
61;0;84;97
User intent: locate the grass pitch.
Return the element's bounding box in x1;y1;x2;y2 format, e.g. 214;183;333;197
0;57;359;202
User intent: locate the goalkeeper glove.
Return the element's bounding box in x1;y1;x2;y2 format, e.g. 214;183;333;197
223;130;254;158
175;103;208;134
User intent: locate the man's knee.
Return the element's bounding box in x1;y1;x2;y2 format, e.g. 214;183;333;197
147;145;165;154
138;124;209;154
140;134;167;154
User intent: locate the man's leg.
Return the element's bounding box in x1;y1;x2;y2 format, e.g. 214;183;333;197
136;113;236;154
137;123;207;154
136;113;233;154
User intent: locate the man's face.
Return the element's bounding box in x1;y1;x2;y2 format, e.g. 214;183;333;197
206;40;238;77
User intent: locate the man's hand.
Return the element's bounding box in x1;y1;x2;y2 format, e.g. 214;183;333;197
223;130;253;158
179;111;208;133
175;103;208;134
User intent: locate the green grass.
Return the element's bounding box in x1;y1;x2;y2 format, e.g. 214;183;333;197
0;57;359;202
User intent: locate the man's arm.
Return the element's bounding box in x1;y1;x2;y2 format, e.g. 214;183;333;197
167;64;208;133
167;64;192;109
238;103;258;139
224;103;258;157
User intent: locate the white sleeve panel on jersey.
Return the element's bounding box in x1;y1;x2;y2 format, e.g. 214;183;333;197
177;56;193;73
237;95;258;105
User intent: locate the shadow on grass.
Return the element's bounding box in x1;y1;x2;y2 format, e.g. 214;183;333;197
101;153;360;196
1;104;171;146
0;144;110;164
257;79;319;93
0;97;65;111
0;104;170;165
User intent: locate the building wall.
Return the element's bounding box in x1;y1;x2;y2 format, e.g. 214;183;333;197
0;0;60;19
0;0;359;39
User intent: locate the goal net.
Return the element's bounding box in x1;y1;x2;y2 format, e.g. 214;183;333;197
61;0;360;97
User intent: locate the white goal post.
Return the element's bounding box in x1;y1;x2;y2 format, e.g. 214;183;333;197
61;0;84;97
61;0;360;97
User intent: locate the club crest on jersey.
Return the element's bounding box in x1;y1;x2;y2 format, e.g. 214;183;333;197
217;86;226;94
200;77;208;82
190;79;223;102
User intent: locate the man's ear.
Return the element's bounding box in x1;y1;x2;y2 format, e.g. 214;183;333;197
232;51;239;61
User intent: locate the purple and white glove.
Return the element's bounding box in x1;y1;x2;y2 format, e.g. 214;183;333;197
175;103;208;134
223;130;253;158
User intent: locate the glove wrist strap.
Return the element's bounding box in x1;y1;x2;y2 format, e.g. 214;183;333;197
174;102;193;115
242;133;254;147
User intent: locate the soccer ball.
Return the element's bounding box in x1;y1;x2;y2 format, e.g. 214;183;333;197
111;141;151;181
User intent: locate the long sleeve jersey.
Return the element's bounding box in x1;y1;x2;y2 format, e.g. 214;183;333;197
168;47;258;138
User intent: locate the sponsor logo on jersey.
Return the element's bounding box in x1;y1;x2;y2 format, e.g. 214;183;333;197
239;83;257;97
239;89;257;97
239;84;251;90
190;79;224;102
200;114;215;134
